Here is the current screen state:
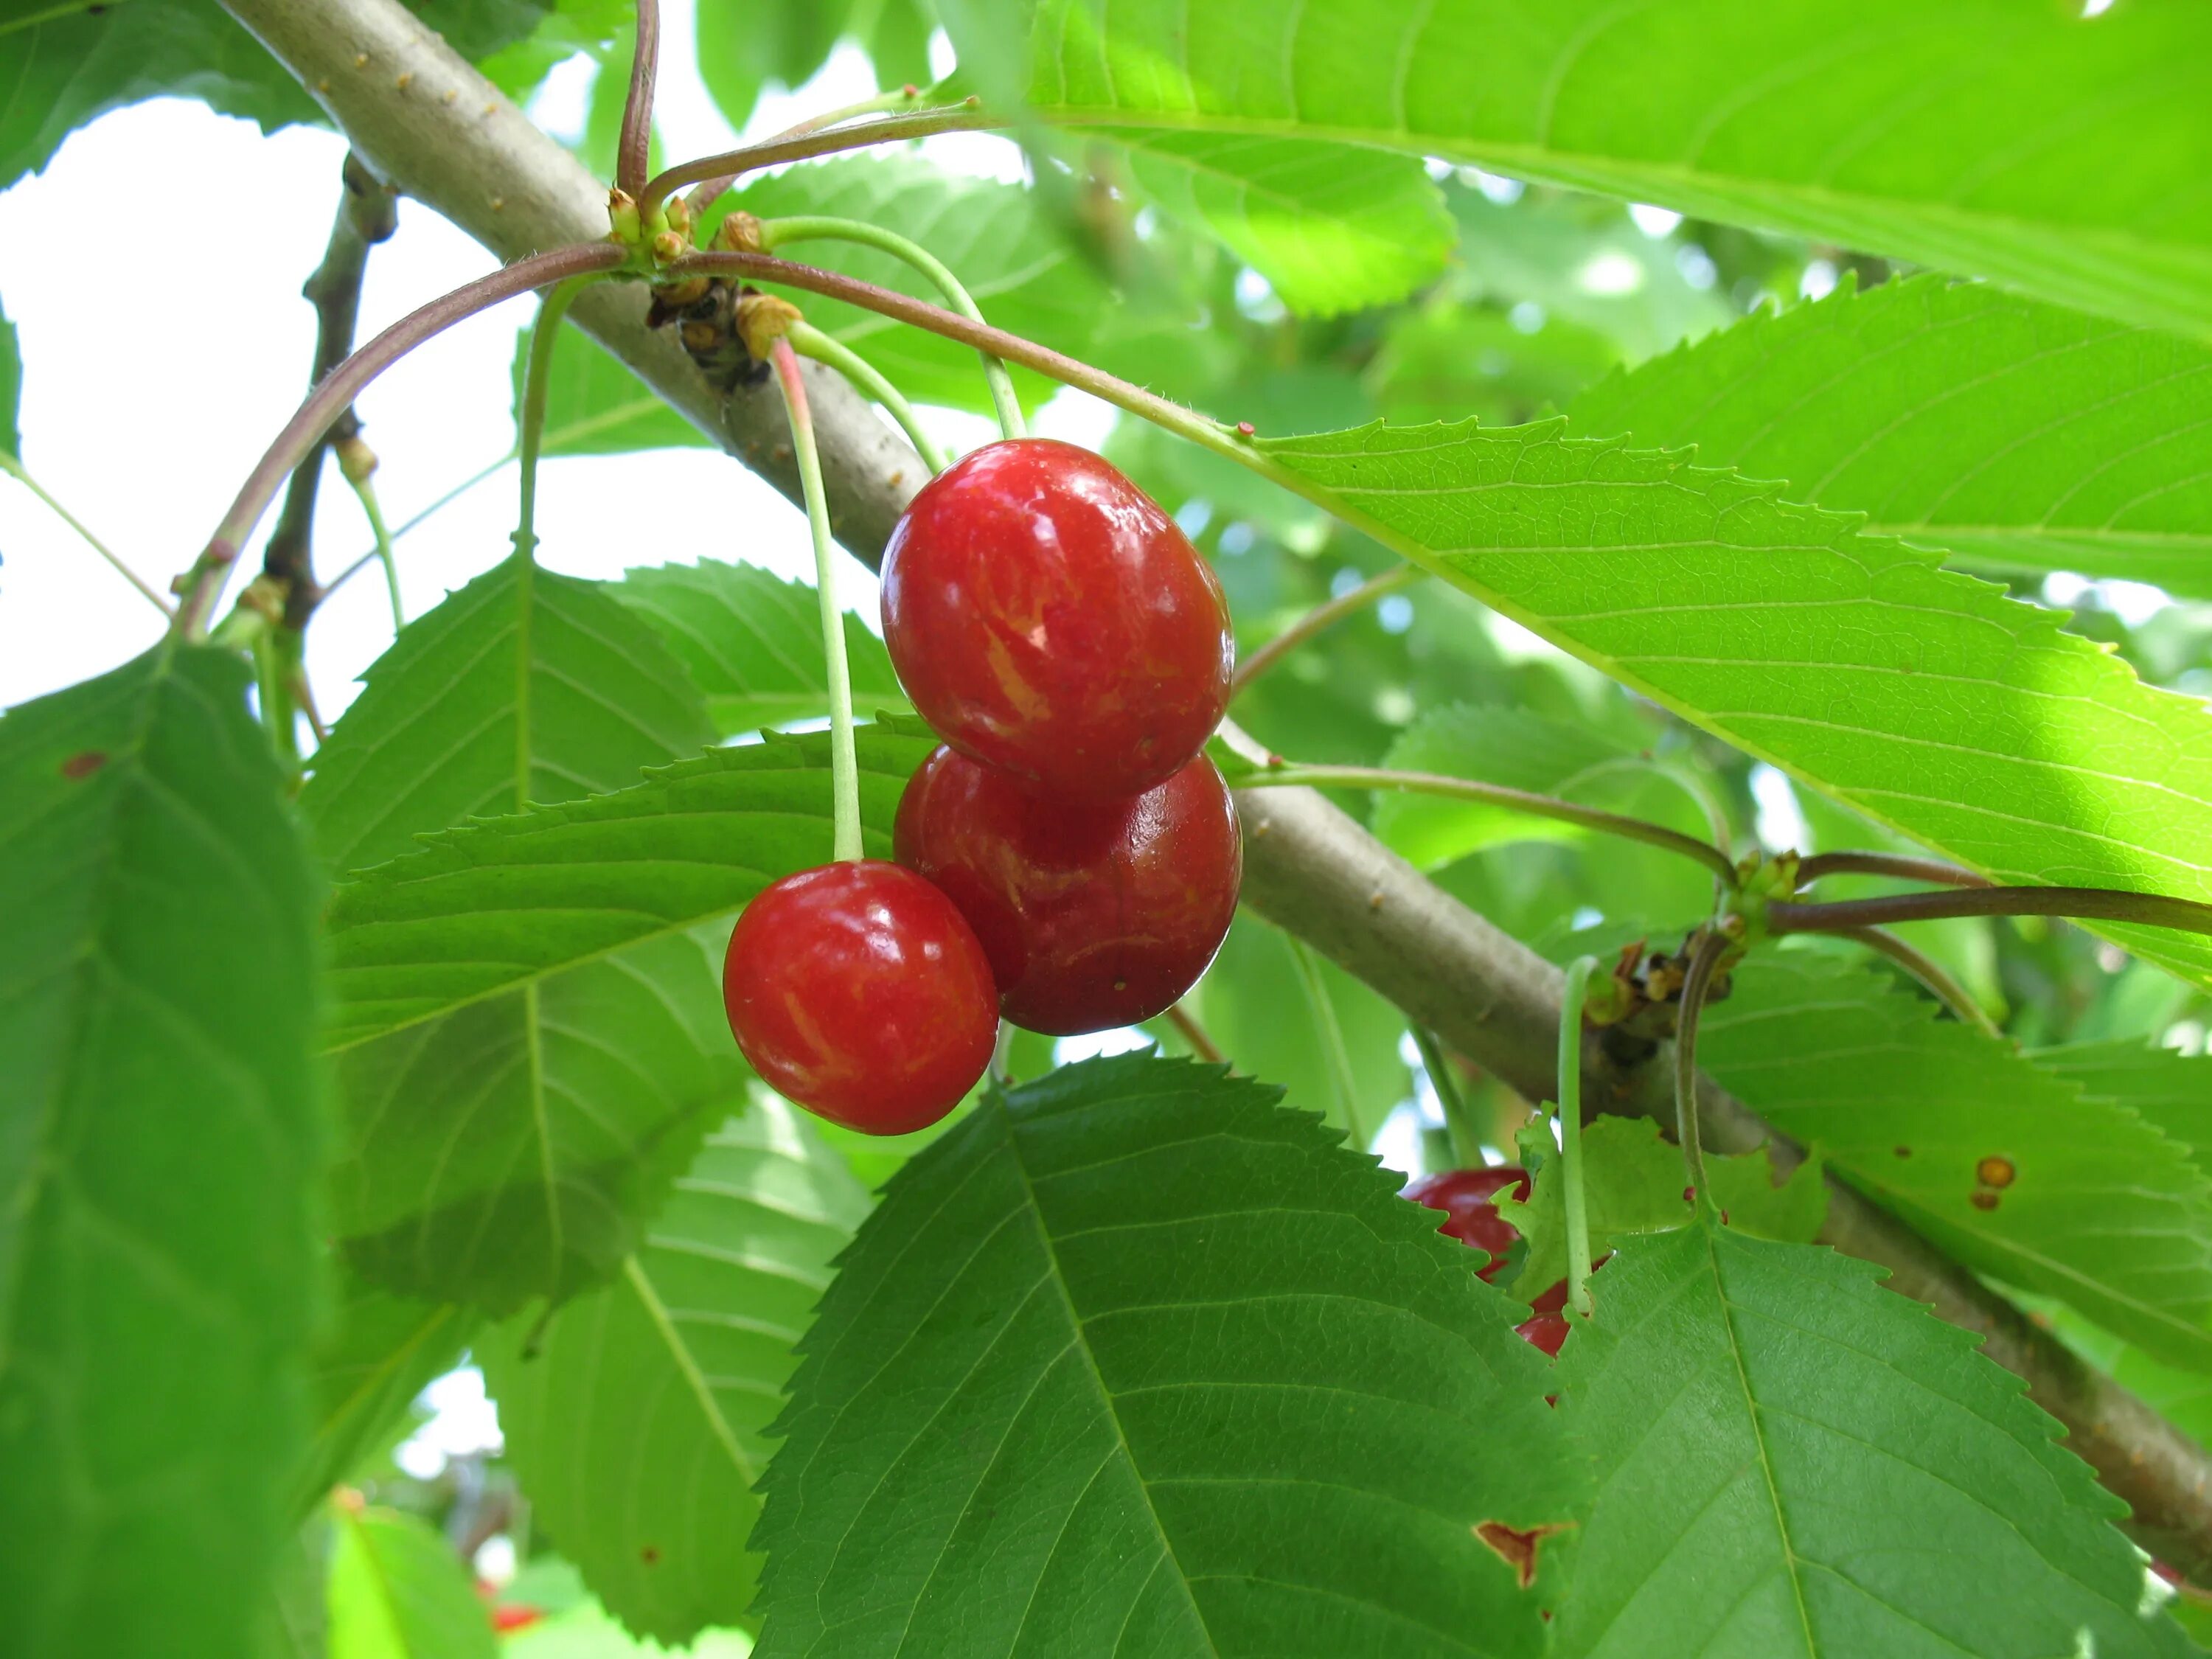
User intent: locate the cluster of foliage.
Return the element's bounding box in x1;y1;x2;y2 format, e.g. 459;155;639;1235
6;1;2212;1655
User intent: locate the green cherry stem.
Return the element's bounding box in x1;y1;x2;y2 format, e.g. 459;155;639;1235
1411;1026;1482;1169
1558;954;1599;1319
0;451;173;616
338;464;405;630
1770;886;2212;942
1290;939;1366;1153
324;453;512;600
786;320;949;473
756;215;1025;439
1231;563;1419;696
1237;763;1742;888
1673;930;1728;1213
1834;925;2003;1039
771;335;863;863
175;240;627;640
1165;1001;1225;1065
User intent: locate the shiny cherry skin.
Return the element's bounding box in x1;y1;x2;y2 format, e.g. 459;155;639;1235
721;860;998;1135
895;745;1241;1035
1515;1279;1571;1357
1403;1166;1531;1282
880;439;1235;800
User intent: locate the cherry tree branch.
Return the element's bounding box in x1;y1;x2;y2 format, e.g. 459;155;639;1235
217;0;2212;1575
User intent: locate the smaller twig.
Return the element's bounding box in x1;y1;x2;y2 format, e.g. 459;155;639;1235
1558;955;1598;1318
1834;925;2003;1039
1233;564;1419;695
1165;1001;1223;1065
616;0;660;201
771;335;862;863
1673;930;1728;1211
757;215;1024;438
787;320;948;473
1290;939;1366;1152
1770;886;2212;942
1796;850;1991;890
0;452;172;615
175;242;627;638
1239;764;1742;888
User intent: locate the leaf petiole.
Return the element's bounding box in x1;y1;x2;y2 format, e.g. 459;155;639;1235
755;215;1025;439
1672;931;1728;1214
1232;564;1419;695
0;450;173;616
1557;956;1598;1318
786;321;949;473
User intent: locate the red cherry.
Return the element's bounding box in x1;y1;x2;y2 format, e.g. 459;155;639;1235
880;439;1234;800
721;860;998;1134
1403;1166;1531;1281
895;746;1241;1035
1515;1312;1571;1357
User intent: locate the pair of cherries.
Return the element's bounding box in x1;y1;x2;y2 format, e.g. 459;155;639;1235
724;439;1242;1135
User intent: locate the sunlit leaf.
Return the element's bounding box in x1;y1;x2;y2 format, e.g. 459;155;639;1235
327;1500;497;1659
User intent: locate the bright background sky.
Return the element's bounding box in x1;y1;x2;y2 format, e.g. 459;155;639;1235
0;1;1110;723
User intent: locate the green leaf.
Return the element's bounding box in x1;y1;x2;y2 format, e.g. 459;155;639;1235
717;153;1117;412
332;926;742;1315
1493;1116;1825;1296
612;559;905;737
301;1272;474;1508
1020;0;2212;337
1697;951;2212;1372
322;721;936;1051
1258;418;2212;991
0;0;551;191
512;323;709;460
0;294;19;456
692;0;933;136
481;0;632;101
752;1054;1585;1657
1550;1220;2187;1658
327;1501;497;1659
0;644;324;1656
2034;1038;2212;1178
1370;302;1618;429
1570;274;2212;597
307;561;732;1315
481;1093;870;1642
302;555;713;879
1116;133;1452;316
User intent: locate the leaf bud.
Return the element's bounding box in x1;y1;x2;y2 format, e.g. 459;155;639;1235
715;212;765;254
734;293;804;359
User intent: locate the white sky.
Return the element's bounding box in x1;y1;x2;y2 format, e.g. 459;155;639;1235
0;3;1102;723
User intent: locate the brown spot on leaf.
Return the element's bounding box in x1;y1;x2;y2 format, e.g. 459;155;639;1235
1975;1155;2016;1189
60;751;107;779
640;1545;661;1565
1475;1520;1567;1589
1969;1189;2000;1211
1893;1145;1912;1158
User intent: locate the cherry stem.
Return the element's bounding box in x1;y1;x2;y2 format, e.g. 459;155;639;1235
174;241;627;640
1796;850;1990;890
757;215;1025;439
1770;885;2212;942
771;336;863;863
1558;954;1598;1319
641;107;1004;223
0;451;173;616
339;465;404;630
1232;563;1419;696
786;320;949;473
1834;925;2003;1039
1411;1026;1481;1169
616;0;660;200
1290;938;1366;1152
683;86;937;218
1239;763;1742;888
324;453;509;600
1165;1001;1224;1065
1674;929;1727;1213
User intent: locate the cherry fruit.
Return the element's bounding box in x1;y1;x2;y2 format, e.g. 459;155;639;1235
896;745;1240;1035
721;860;998;1135
1514;1278;1571;1358
881;438;1234;800
1404;1166;1531;1281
